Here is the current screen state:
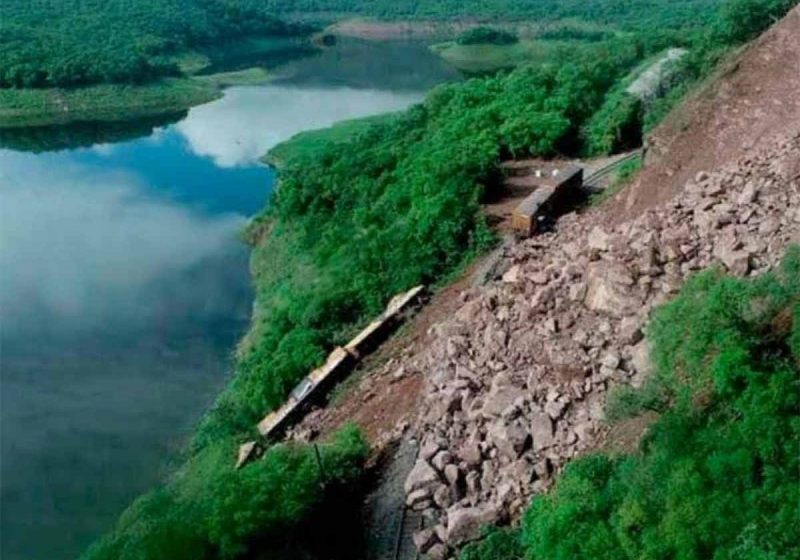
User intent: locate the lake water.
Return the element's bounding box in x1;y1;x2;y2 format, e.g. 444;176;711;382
0;40;458;560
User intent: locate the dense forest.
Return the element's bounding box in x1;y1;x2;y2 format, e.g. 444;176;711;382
462;248;800;560
77;0;797;559
0;0;308;88
266;0;725;27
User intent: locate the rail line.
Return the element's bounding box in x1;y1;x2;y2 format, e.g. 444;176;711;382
583;150;642;191
392;506;424;560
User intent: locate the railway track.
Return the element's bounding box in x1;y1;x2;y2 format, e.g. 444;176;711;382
583;150;642;191
392;507;424;560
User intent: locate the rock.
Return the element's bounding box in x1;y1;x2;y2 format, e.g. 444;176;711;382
545;399;567;420
444;464;461;485
434;524;448;543
487;420;530;459
465;470;481;496
402;132;800;535
392;366;407;381
235;441;258;469
587;226;611;251
405;459;440;494
433;484;452;509
413;528;437;553
502;265;521;283
738;181;758;205
432;450;453;472
619;315;644;344
481;386;521;417
530;412;555;451
600;352;621;370
584;261;640;317
713;243;751;276
427;543;448;560
446;504;500;546
420;437;442;461
407;488;431;508
629;340;652;377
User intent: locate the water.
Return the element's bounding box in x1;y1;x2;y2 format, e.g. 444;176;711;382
0;40;457;560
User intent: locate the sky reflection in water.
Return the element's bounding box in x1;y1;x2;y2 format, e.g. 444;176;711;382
0;82;425;560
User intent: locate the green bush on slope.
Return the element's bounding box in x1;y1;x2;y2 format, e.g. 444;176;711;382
82;425;367;560
460;247;800;560
457;27;520;45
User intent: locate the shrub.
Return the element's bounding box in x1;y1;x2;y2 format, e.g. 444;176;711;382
457;26;520;46
81;426;368;560
583;92;643;155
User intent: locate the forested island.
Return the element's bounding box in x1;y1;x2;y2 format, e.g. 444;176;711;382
4;0;796;559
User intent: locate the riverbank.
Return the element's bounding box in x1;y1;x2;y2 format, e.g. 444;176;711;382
0;35;314;129
0;79;220;129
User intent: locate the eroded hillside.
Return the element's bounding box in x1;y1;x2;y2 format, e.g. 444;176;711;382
287;7;800;559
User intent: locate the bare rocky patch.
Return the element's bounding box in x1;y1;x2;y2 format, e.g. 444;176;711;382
401;131;799;556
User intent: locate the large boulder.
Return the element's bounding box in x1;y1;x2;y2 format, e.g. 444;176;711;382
446;504;500;546
584;261;640;317
404;459;440;494
530;412;555;452
486;420;529;459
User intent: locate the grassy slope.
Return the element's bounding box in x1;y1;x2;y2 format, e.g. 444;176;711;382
431;39;559;72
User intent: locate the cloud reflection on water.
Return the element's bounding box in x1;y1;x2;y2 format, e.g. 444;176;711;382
0;151;248;337
176;85;423;167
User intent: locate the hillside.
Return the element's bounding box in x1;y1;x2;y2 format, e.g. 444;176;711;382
283;6;800;558
616;4;800;220
0;0;306;88
72;2;799;559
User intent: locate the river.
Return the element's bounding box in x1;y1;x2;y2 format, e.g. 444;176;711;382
0;40;458;560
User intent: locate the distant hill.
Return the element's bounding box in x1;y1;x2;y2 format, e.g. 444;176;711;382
265;0;724;28
0;0;307;88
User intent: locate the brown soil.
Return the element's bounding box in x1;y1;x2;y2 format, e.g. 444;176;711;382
608;5;800;225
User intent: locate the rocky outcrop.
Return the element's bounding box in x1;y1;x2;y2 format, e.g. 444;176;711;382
403;132;800;555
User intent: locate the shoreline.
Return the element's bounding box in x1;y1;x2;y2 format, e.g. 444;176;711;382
0;34;311;130
0;78;221;129
0;68;281;129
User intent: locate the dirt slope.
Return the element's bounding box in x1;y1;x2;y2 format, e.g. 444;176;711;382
613;5;800;223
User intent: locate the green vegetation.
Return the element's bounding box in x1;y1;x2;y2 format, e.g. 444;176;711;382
82;425;367;560
431;40;561;73
537;24;616;42
263;113;396;169
0;79;220;128
0;0;316;127
461;247;800;560
0;0;308;89
265;0;725;28
457;27;519;46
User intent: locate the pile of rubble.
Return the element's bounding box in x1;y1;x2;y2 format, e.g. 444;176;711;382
402;132;800;559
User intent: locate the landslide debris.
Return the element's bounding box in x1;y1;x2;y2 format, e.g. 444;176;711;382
403;130;799;555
